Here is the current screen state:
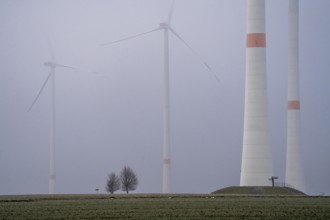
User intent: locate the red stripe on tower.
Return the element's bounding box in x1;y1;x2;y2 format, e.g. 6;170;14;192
163;158;171;165
288;100;300;109
246;33;266;48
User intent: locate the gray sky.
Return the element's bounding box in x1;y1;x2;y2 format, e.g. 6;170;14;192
0;0;329;195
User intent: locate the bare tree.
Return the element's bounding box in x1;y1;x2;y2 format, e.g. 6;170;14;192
120;166;138;194
106;172;120;194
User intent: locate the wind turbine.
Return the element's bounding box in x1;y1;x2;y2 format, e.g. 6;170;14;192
103;0;214;193
28;38;75;194
285;0;305;193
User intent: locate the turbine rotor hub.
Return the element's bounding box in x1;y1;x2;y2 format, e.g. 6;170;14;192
160;22;169;29
44;61;56;68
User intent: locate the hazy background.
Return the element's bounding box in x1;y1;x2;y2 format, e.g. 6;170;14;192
0;0;329;195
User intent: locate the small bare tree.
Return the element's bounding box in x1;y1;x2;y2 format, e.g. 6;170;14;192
120;166;138;194
106;172;121;194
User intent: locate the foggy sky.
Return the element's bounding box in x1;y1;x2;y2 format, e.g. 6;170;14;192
0;0;329;195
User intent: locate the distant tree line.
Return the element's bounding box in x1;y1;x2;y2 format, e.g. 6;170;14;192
106;166;138;194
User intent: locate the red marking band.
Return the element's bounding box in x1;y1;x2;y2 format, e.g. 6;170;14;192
163;158;171;165
288;100;300;109
246;33;266;48
50;175;56;180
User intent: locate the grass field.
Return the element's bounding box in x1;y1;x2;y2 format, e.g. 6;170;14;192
0;194;329;219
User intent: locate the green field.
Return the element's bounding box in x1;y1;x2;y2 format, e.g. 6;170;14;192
0;194;329;219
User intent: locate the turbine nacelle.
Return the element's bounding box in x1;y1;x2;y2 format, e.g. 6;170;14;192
160;22;170;29
44;61;74;70
44;61;57;68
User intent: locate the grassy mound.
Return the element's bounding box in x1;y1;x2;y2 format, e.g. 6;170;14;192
212;186;306;195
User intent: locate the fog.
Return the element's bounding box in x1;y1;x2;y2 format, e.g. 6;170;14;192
0;0;329;195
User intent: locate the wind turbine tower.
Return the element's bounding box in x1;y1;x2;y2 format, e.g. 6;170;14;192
103;0;211;193
240;0;273;186
28;40;75;194
29;61;59;194
161;19;171;194
285;0;306;192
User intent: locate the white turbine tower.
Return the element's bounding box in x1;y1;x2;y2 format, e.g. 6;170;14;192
285;0;306;193
28;39;75;194
103;0;212;193
240;0;273;186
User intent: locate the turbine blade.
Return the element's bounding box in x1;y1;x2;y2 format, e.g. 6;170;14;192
169;27;220;82
169;27;209;70
46;32;56;62
102;28;162;46
55;63;75;69
168;0;175;25
28;70;53;112
54;63;99;76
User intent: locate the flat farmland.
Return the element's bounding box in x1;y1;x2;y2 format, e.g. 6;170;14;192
0;194;329;219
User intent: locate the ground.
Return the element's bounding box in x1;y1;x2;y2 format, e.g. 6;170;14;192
0;194;329;219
